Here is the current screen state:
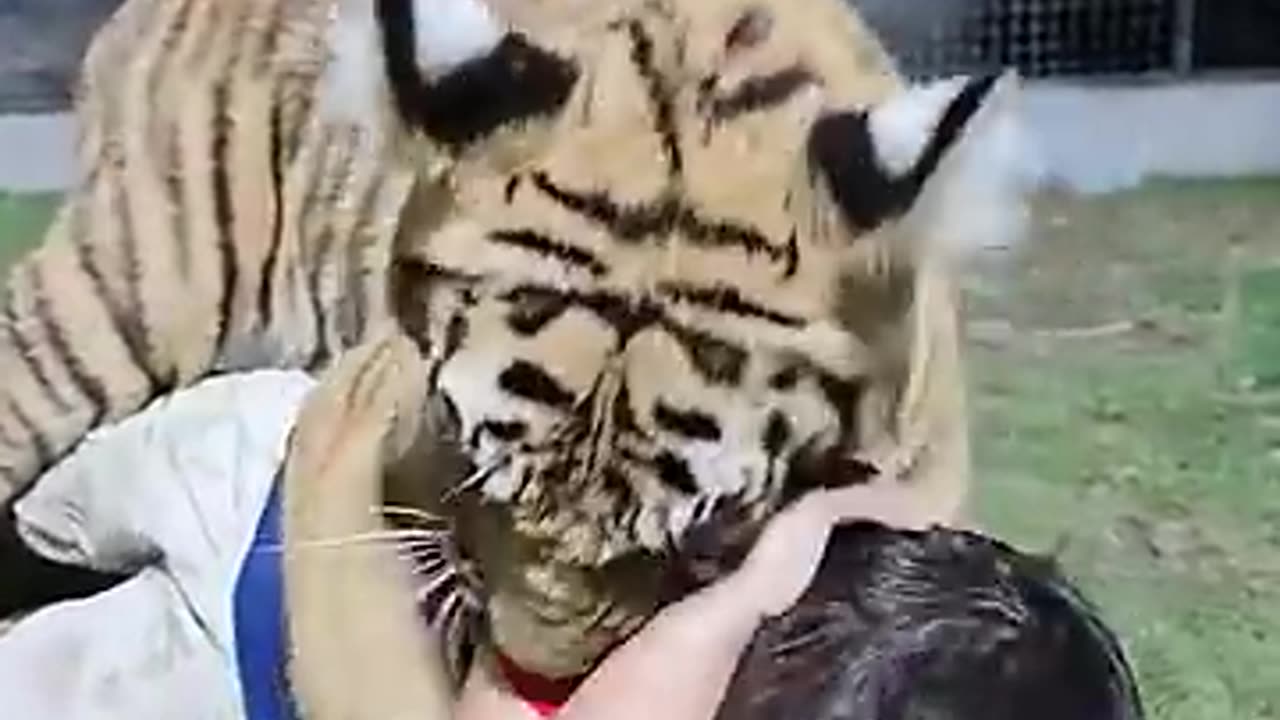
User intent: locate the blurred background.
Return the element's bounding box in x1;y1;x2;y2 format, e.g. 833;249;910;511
1;1;1278;717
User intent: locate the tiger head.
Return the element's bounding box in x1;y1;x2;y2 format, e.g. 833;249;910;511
334;0;1035;679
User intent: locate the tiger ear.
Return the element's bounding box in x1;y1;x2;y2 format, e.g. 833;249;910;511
322;0;503;130
323;0;578;151
810;71;1041;261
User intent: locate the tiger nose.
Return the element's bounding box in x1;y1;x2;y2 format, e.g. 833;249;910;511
570;361;628;483
581;358;632;432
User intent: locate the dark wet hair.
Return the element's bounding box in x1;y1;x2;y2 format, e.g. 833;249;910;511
714;522;1146;720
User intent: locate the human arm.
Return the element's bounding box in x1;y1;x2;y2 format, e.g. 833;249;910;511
551;488;847;720
456;480;939;720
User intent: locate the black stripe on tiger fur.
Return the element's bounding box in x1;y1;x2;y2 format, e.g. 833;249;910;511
0;0;586;505
810;74;1001;233
375;0;579;149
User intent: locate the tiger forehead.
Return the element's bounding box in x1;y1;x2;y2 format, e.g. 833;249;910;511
421;0;891;389
440;1;852;311
432;169;852;352
511;2;830;215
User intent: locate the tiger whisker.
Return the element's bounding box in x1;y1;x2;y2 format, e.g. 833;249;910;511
433;591;469;633
409;555;451;577
397;542;449;560
394;533;451;549
394;526;454;546
415;569;460;605
284;528;452;551
435;593;460;629
401;539;447;556
443;454;512;502
402;541;449;555
376;505;451;526
404;540;450;558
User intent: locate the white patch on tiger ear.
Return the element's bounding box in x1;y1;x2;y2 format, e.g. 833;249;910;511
321;0;503;127
411;0;503;77
867;76;970;177
874;71;1044;258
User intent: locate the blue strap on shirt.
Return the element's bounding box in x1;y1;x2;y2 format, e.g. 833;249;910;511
232;480;298;720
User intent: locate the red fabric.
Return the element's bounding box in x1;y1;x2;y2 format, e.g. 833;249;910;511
526;698;561;718
494;651;588;718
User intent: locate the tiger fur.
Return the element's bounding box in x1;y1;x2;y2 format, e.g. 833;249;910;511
303;0;1029;691
0;0;410;502
0;0;582;500
0;0;1035;701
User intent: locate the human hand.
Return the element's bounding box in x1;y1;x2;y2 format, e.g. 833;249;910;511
724;490;840;618
726;482;946;618
538;485;945;720
823;479;943;531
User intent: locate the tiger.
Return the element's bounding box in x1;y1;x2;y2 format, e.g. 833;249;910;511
0;0;1034;708
279;0;1034;703
0;0;594;498
0;0;389;501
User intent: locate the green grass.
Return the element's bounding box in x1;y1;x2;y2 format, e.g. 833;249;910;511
1236;266;1280;390
0;191;59;272
1;181;1279;717
968;178;1280;720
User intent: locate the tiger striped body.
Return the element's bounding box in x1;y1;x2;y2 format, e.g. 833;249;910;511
0;0;414;501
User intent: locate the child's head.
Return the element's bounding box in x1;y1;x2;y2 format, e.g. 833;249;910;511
715;523;1145;720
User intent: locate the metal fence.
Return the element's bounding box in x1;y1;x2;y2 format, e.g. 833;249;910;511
856;0;1280;80
2;0;1279;112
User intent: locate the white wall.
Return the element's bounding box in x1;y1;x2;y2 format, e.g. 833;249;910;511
2;79;1280;194
1023;79;1280;193
0;113;75;192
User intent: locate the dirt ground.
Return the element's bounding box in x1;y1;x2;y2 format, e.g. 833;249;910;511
2;179;1279;718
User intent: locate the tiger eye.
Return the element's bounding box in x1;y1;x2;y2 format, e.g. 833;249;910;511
505;287;570;335
676;327;748;385
768;364;802;391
